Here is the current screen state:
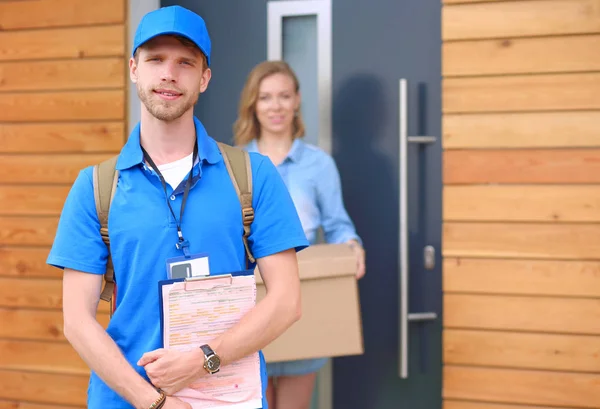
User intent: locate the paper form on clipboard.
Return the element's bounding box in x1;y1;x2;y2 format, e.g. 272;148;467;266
158;272;262;409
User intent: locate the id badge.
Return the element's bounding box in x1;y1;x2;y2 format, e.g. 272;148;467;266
166;253;210;279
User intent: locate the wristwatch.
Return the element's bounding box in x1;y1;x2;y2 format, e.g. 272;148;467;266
200;344;221;374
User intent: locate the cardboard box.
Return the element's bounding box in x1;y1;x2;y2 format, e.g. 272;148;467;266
255;243;364;363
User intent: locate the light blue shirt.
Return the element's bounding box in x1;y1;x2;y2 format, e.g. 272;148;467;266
47;117;308;409
246;139;361;246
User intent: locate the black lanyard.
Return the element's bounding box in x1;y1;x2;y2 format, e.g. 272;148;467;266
141;141;198;257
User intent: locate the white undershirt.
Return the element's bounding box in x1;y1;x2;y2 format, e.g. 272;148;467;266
157;152;194;190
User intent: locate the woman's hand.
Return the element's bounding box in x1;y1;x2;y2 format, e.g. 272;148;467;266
347;240;366;279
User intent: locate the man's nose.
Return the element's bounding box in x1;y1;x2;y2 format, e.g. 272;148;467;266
160;62;177;82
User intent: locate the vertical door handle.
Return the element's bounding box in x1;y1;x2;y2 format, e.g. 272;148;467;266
398;79;438;379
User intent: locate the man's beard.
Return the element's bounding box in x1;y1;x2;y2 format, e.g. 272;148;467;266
137;84;198;122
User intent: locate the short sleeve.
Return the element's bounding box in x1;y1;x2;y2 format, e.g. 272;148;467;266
46;167;109;274
316;155;361;245
247;154;309;259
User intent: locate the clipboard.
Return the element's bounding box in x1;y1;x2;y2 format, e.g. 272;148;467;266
157;270;262;409
158;269;256;343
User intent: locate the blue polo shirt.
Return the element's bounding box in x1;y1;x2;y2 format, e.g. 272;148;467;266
47;117;309;409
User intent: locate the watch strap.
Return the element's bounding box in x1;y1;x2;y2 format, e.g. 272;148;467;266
200;344;214;357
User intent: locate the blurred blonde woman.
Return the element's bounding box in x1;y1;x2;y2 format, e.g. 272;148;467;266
233;60;366;409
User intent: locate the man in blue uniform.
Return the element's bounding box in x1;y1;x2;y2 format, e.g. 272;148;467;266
47;6;308;409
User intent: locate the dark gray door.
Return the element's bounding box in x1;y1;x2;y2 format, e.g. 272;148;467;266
162;1;442;408
330;2;442;408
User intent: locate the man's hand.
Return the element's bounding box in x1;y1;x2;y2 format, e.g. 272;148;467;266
163;397;192;409
347;240;366;279
138;348;203;395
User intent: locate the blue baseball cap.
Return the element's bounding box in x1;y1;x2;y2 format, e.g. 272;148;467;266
132;5;211;66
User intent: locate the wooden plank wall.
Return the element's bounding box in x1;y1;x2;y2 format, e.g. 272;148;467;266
0;0;126;407
442;1;600;408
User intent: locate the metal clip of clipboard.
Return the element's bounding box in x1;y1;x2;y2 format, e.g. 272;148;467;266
182;274;235;291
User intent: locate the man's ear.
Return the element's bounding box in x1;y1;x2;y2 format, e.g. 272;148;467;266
129;57;138;83
199;68;212;94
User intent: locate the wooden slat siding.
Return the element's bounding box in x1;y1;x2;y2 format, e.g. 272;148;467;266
0;122;124;154
0;247;62;279
0;186;70;216
443;185;600;222
444;35;600;77
0;369;88;406
443;0;600;408
443;73;600;113
0;58;125;92
0;308;109;342
444;149;600;185
445;403;570;409
0;1;127;407
443;258;600;297
0;25;125;62
0;154;113;184
443;0;600;40
0;90;125;122
0;216;59;246
0;278;62;310
443;111;600;149
444;0;504;3
443;222;600;260
0;340;88;375
0;277;111;314
445;294;600;335
0;0;124;30
443;366;600;408
444;329;600;373
0;402;85;409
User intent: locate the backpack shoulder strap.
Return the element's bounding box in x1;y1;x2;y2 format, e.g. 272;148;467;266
217;142;255;264
92;155;120;312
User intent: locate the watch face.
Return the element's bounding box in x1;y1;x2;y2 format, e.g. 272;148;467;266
206;355;221;371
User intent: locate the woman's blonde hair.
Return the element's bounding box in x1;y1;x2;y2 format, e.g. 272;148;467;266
233;60;305;146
